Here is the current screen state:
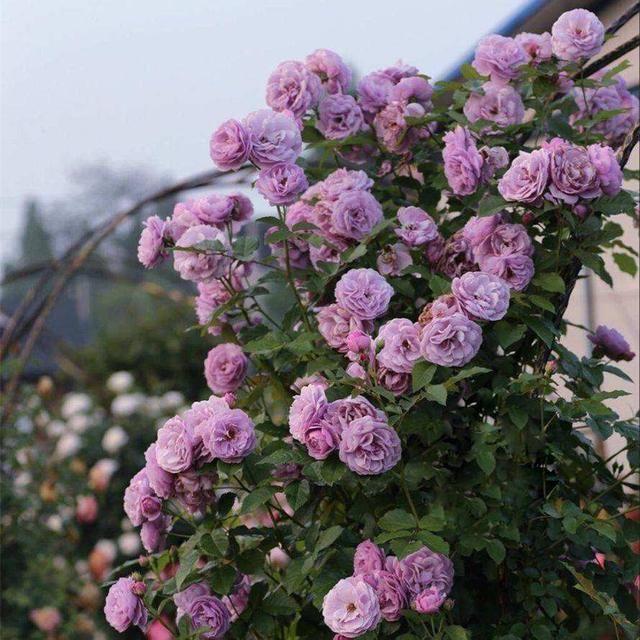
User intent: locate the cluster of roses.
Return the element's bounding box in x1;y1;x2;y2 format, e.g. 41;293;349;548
466;9;638;148
499;136;623;209
105;572;251;638
289;382;401;474
322;540;454;637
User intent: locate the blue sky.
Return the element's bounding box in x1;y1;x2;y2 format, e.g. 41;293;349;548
0;0;531;263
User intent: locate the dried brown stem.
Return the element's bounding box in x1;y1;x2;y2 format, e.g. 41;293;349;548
582;34;640;79
605;1;639;36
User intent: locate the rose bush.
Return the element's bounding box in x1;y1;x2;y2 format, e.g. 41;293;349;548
106;8;639;639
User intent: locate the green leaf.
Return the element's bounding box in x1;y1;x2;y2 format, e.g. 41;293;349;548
493;321;526;349
478;194;508;217
445;626;470;640
533;273;565;293
243;333;286;355
200;530;229;557
613;252;637;276
485;538;506;564
448;366;491;384
261;590;298;615
175;549;199;589
417;531;450;554
316;525;344;552
426;384;448;405
412;361;436;392
475;447;496;475
379;509;416;531
285;479;310;511
240;486;276;515
209;565;237;595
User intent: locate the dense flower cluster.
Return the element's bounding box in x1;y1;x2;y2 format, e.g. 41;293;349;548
323;540;454;635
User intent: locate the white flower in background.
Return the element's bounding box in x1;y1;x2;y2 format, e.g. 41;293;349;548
59;505;73;521
46;419;66;438
75;560;90;578
61;393;92;419
35;410;50;427
144;396;164;418
121;517;133;532
111;392;145;417
68;413;91;434
54;432;81;459
15;416;33;433
106;371;134;394
118;532;141;556
102;425;129;454
161;391;185;411
53;556;67;571
95;539;117;563
13;471;32;496
88;458;119;492
15;447;31;465
45;514;64;532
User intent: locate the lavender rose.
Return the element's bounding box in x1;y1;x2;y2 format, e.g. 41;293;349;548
472;34;526;82
222;573;252;621
104;577;148;633
413;585;447;614
377;243;413;277
498;148;550;203
476;223;534;263
339;416;401;475
331;190;383;240
544;138;601;204
305;48;352;94
515;32;552;63
173;225;230;283
137;215;168;268
325;396;385;434
244;109;302;168
155;416;195;474
322;168;373;199
395;546;454;600
420;313;483;368
289;383;329;442
140;514;170;553
463;82;525;130
589;325;635;361
418;294;463;326
442;126;484;196
362;570;408;622
185;595;231;639
174;583;211;621
209;119;252;171
481;253;535;291
395;206;438;247
358;71;395;117
266;60;321;119
200;408;257;463
376;318;421;373
452;271;511;321
462;213;502;252
551;9;604;61
353;540;386;575
335;268;394;321
317;94;365;140
204;343;248;394
316;304;373;353
256;163;309;206
123;469;158;526
438;232;477;279
174;470;217;514
303;420;341;460
588;144;623;197
322;577;381;637
377;367;411;396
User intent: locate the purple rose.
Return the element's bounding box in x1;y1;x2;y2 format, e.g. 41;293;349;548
316;304;373;353
479;221;531;265
209;119;252;171
184;395;231;463
185;595;231;640
335;268;394;321
480;254;535;291
353;540;385;575
472;34;526;82
144;443;175;499
437;232;477;279
376;318;421;373
515;32;552;63
382;62;419;83
394;546;454;599
305;49;352;94
222;573;252;621
464;82;525;130
155;416;194;474
244;109;302;168
362;570;408;622
358;72;395;117
304;420;341;460
289;383;329;442
373;101;428;154
317;94;365;140
322;168;373;200
331;190;383;240
442;126;484;196
325;396;385;435
192;194;235;225
256;163;309;206
572;74;639;148
588;144;623;197
339;416;401;475
137;216;168;268
124;469;158;527
195;281;233;333
551;9;604;61
174;583;211;621
310;237;350;270
140;514;170;553
425;233;446;266
104;577;148;632
544;138;601;204
420;313;483;368
395;207;438;247
174;469;217;514
461;213;502;251
377;243;413;277
589;325;635;361
452;271;511;321
498;149;550;203
389;76;433;108
173;225;230;283
204;343;248;394
322;577;381;637
200;408;256;463
266;60;321;119
413;585;447;614
377;367;411;396
418;294;463;326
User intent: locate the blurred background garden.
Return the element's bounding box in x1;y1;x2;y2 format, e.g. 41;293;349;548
1;0;638;638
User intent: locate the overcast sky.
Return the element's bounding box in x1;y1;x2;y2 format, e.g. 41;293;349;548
0;0;531;263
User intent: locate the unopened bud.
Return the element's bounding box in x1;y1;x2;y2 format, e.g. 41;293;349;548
223;392;237;408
